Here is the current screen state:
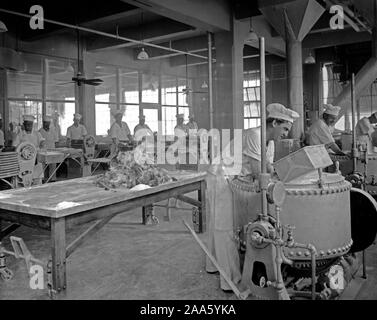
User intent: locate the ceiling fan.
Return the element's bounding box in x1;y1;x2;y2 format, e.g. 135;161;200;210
179;54;207;95
59;30;103;86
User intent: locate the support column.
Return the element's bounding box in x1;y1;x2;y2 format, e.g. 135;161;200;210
286;38;304;139
212;19;246;132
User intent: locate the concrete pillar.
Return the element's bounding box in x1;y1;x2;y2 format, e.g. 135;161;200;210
212;19;246;132
83;52;96;135
286;36;304;139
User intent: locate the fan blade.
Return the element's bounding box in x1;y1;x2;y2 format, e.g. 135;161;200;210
57;81;75;86
86;78;103;83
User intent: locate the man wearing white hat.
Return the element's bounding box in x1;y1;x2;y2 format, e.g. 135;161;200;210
0;113;4;151
39;115;56;149
66;113;87;147
12;115;45;149
308;104;346;155
174;113;188;136
109;110;133;149
355;111;377;153
206;103;299;292
134;114;153;137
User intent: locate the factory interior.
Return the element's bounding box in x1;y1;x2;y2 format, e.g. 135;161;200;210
1;0;377;301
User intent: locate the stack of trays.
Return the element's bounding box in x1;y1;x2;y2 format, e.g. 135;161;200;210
0;152;20;179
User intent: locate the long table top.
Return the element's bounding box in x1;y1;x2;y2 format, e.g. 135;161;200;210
0;171;206;219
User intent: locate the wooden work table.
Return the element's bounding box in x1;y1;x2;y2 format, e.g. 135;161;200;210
0;170;207;296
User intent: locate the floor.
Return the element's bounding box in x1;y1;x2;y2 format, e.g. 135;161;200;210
0;199;237;300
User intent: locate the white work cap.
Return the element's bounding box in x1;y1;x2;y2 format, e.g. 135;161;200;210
176;113;184;119
43;115;52;122
23;114;35;122
323;104;341;117
267;103;300;123
73;113;82;120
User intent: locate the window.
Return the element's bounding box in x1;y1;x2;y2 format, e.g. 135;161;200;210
7;54;77;135
160;76;191;135
142;73;159;103
45;58;77;136
95;65;140;136
95;65;117;136
243;71;261;129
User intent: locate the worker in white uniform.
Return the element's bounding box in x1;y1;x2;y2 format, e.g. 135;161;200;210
206;103;299;292
39;115;56;149
307;104;347;156
66;113;87;147
13;115;45;149
134;115;153;138
355;111;377;153
0;113;4;151
109;110;134;153
174;113;188;137
50;111;62;144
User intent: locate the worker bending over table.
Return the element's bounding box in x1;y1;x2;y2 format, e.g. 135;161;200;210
206;103;299;292
307;104;347;156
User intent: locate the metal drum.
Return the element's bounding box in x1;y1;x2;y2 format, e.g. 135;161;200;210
281;171;352;269
229;178;261;230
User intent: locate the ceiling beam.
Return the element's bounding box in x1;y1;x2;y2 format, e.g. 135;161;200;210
303;29;371;49
80;8;143;28
87;19;195;51
120;0;231;32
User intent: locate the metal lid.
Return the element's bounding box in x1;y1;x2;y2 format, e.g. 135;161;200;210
284;171;346;190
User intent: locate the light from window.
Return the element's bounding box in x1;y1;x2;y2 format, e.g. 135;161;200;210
243;71;261;129
61;99;75;136
162;106;176;135
95;104;112;136
124;105;140;134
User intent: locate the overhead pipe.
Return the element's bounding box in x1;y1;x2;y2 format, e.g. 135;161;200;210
0;8;210;60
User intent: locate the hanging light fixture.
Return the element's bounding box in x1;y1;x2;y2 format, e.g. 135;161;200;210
305;51;316;64
0;20;7;32
137;11;149;60
245;17;258;43
201;81;208;89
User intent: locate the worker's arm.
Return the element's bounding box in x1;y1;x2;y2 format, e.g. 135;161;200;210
248;157;274;180
326;142;348;156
